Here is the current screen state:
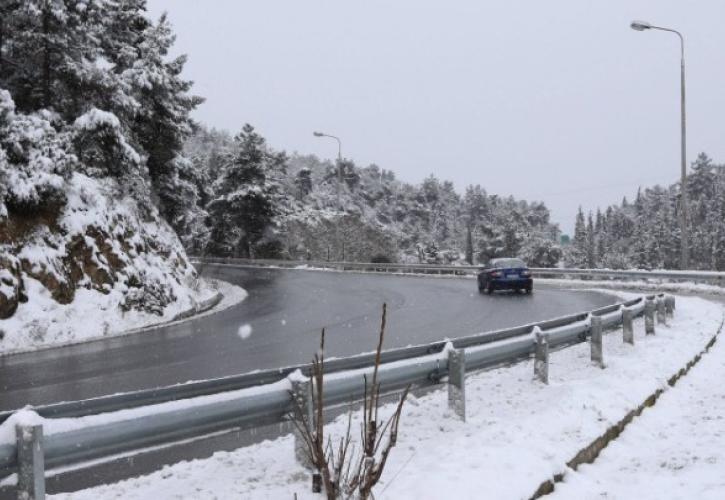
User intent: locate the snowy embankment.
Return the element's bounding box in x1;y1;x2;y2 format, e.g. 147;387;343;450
0;172;247;355
0;277;246;355
537;277;725;297
548;312;725;499
47;294;722;500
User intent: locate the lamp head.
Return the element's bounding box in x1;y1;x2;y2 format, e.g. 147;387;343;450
630;20;652;31
313;131;324;137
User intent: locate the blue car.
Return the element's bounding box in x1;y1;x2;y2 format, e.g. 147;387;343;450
477;258;533;294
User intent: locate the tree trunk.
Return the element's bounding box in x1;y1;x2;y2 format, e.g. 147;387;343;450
465;224;473;264
42;7;51;108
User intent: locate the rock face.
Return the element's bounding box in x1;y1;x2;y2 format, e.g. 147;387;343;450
0;172;197;325
0;255;26;319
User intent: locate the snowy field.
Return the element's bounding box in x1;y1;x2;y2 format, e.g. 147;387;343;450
46;293;722;500
0;278;247;355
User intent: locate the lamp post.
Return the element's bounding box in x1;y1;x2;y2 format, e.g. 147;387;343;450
630;20;689;269
313;131;344;260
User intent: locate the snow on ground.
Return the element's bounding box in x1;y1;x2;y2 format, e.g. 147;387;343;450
537;277;725;297
0;278;246;355
547;315;725;499
49;294;722;500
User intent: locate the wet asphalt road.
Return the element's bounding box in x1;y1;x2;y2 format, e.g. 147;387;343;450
0;265;616;411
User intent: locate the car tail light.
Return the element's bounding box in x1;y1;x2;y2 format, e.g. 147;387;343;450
489;271;502;278
521;270;531;277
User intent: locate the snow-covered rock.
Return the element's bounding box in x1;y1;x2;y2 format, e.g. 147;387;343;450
0;171;215;353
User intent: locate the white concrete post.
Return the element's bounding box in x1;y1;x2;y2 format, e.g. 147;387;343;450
645;299;656;335
622;308;634;345
590;315;604;368
447;348;466;421
16;424;45;500
656;298;667;326
665;296;675;318
291;378;314;469
534;327;549;384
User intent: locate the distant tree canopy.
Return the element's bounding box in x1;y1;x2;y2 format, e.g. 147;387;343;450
0;0;201;232
184;125;563;264
565;153;725;271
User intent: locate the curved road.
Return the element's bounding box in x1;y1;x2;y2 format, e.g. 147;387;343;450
0;266;616;411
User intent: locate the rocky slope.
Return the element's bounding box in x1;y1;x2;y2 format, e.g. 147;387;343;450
0;172;212;353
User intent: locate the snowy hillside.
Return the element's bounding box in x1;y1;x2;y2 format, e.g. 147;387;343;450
0;169;217;352
0;2;222;352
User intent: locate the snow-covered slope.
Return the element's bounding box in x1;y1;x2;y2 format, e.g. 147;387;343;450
0;172;216;353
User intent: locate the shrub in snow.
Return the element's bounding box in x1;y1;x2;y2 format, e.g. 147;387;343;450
0;90;74;215
291;304;408;499
121;276;177;316
73;108;142;179
520;237;563;268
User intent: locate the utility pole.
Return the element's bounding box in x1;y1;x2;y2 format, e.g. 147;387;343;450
630;20;689;269
313;131;344;261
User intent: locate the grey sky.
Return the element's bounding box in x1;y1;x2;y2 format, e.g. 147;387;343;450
147;1;725;234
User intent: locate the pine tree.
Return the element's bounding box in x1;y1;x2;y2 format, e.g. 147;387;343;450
0;0;105;116
123;13;204;228
295;167;313;199
206;124;285;258
586;212;596;268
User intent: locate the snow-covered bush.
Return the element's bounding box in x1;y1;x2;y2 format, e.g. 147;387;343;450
73;108;142;179
520;237;562;268
0;90;74;215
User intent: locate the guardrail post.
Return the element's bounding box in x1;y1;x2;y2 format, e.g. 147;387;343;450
534;327;548;384
291;378;313;469
622;308;634;345
656;298;667;326
17;423;45;500
665;296;675;318
590;315;604;368
645;299;656;335
447;348;466;421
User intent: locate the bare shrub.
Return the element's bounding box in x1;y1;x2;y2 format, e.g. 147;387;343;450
291;303;409;499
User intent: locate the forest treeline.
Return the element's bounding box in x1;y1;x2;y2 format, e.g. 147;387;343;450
567;153;725;270
181;125;562;266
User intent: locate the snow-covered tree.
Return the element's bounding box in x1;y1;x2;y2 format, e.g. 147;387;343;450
206;124;285;258
575;153;725;270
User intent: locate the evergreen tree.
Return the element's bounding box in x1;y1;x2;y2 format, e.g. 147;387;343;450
206;124;285;258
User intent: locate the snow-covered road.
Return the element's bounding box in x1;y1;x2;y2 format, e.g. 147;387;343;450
47;294;723;499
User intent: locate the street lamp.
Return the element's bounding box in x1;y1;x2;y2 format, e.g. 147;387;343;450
630;20;689;269
313;131;345;260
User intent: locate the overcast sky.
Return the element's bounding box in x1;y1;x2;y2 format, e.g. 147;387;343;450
147;1;724;234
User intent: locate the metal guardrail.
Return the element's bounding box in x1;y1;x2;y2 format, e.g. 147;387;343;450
0;298;636;424
0;293;659;481
192;256;725;285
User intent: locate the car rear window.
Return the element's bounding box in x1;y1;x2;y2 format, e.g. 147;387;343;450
490;258;526;268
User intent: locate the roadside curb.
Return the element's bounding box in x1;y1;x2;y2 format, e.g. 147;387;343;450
171;291;223;322
529;313;725;499
0;284;227;358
